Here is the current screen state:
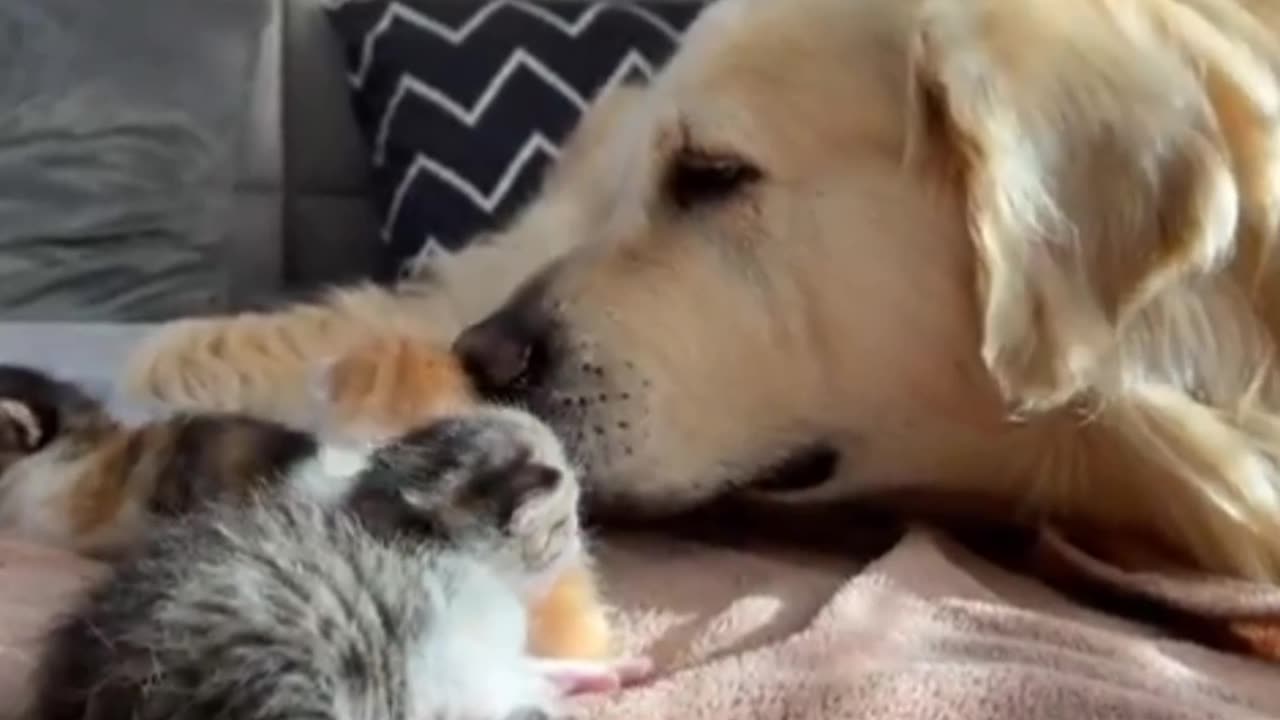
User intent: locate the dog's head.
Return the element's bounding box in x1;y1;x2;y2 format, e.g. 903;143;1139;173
455;0;1280;575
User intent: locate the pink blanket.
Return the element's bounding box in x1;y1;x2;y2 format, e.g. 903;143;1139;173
3;529;1279;719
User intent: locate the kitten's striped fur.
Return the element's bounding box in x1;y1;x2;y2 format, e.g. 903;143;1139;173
34;499;559;720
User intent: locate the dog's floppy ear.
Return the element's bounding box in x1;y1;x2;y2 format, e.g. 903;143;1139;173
906;0;1259;412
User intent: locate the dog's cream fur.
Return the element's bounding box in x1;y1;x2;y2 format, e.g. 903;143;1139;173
129;0;1280;582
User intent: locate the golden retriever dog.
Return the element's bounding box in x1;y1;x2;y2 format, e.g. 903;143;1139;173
129;0;1280;583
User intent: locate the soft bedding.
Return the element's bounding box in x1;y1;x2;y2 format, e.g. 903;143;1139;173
2;325;1279;718
3;528;1280;719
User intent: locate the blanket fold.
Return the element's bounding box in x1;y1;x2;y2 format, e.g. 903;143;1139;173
3;529;1279;719
577;528;1280;719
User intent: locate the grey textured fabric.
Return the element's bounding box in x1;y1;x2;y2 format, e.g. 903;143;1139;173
229;0;288;310
229;0;382;308
0;0;270;321
280;0;382;291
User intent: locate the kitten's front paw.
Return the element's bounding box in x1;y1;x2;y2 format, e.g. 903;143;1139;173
536;656;654;697
609;656;655;688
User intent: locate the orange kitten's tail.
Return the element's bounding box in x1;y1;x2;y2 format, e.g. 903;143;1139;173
124;284;462;429
529;564;615;660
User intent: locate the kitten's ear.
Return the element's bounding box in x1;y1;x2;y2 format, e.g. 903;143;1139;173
0;398;43;452
505;462;564;529
512;463;562;499
907;0;1258;411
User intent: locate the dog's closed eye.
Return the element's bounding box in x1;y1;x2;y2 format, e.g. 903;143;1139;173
665;149;762;211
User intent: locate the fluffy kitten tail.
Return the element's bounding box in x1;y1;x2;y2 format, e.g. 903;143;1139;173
124;284;463;429
528;564;615;660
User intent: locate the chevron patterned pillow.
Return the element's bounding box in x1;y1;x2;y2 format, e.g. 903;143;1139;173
326;0;708;282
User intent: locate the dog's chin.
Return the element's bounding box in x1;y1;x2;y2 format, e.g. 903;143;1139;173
578;443;842;521
742;443;841;496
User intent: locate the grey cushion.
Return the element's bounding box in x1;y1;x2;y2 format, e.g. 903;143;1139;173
229;0;383;306
280;0;383;293
228;0;288;310
0;0;270;321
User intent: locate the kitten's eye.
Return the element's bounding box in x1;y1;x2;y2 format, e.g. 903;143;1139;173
500;462;562;527
665;149;763;210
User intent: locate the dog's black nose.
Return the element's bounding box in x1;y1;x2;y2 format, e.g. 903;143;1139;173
453;307;549;398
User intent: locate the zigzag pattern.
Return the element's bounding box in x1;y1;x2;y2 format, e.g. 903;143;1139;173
371;47;658;165
348;1;683;87
327;0;706;279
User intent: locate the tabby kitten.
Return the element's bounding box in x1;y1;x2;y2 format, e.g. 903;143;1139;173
324;336;614;660
0;349;616;662
30;405;648;720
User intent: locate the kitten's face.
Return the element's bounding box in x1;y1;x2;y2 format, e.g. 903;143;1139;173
349;406;583;595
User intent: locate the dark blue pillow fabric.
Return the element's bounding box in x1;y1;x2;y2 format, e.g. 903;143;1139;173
326;0;707;282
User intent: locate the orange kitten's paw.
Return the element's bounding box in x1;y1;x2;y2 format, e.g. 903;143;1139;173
125;307;387;426
125;318;256;413
322;336;474;439
529;564;614;660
